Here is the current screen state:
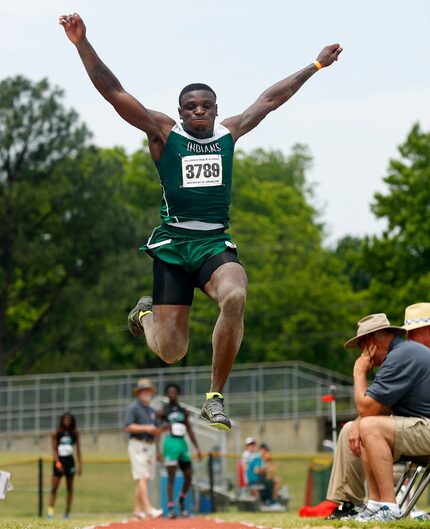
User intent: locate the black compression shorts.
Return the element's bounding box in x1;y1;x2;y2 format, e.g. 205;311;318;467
53;456;76;478
152;249;242;305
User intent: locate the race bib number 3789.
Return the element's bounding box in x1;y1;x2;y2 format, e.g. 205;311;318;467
181;155;223;188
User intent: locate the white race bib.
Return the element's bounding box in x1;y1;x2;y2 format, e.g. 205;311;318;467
171;423;186;437
58;444;74;457
181;155;223;188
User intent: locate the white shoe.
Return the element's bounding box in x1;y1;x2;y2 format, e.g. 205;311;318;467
148;508;163;519
371;505;401;521
354;507;378;522
131;512;146;520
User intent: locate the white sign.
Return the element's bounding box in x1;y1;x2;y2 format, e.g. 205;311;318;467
171;423;186;437
0;471;13;500
181;155;223;188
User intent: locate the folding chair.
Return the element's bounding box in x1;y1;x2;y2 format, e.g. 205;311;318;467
395;455;430;518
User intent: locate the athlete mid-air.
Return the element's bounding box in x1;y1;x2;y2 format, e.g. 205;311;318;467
60;12;342;431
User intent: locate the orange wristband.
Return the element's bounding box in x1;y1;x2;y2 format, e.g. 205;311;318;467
313;60;323;71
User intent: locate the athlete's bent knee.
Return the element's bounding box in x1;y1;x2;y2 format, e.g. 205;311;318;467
158;344;188;364
220;287;246;316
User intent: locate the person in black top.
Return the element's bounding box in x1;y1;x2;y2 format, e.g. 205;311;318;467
48;412;82;520
159;383;201;518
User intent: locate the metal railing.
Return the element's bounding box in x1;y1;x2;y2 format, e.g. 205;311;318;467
0;361;354;437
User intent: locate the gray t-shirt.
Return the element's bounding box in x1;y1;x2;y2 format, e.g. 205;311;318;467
124;400;158;441
366;336;430;417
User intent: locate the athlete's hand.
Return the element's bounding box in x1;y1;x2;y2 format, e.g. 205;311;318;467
316;44;343;67
348;419;362;458
157;453;163;463
77;464;83;476
196;449;203;462
59;13;86;45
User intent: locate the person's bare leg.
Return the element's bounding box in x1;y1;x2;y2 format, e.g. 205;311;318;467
166;465;177;505
47;475;61;518
359;416;396;503
181;465;192;496
139;477;153;514
203;263;247;392
360;443;381;501
133;480;143;516
141;305;190;364
49;475;61;509
65;476;74;516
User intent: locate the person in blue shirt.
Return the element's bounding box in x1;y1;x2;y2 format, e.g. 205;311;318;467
246;442;264;486
347;310;430;522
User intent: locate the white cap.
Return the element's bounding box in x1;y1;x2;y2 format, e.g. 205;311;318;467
245;437;256;445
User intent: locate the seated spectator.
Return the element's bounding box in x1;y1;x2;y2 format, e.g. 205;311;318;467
245;440;264;486
259;443;281;505
241;437;257;468
347;311;430;521
323;304;430;521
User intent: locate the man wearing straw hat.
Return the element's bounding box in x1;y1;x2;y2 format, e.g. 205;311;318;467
342;311;430;522
403;302;430;347
124;378;163;520
324;305;430;520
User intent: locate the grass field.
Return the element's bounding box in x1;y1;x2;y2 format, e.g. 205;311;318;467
1;513;430;529
0;517;123;529
215;511;430;528
1;453;430;529
0;452;312;518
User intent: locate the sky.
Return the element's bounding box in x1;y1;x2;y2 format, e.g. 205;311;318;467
2;0;429;243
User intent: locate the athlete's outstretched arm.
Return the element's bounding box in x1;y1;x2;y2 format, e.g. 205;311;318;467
59;13;174;146
222;44;343;142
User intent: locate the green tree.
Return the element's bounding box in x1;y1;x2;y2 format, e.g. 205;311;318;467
0;77;146;374
361;124;430;322
334;236;371;292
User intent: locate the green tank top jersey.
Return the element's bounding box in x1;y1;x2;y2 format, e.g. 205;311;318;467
155;123;235;228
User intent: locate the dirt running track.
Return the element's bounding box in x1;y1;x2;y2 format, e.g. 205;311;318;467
88;517;276;529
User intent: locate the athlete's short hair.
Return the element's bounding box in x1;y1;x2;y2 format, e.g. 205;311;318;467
165;383;181;395
179;83;217;106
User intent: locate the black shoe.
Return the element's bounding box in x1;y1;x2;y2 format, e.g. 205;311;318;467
326;501;359;520
200;393;231;431
127;296;152;337
167;508;176;519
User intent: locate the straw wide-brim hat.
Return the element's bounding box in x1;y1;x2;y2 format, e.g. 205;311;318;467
344;313;406;348
403;302;430;331
133;378;156;395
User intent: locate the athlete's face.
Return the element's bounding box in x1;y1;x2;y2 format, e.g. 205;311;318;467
62;415;72;428
179;90;218;139
167;386;179;402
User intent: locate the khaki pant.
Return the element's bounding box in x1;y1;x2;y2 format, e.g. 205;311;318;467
394;416;430;461
326;421;366;505
326;417;430;504
128;438;156;481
